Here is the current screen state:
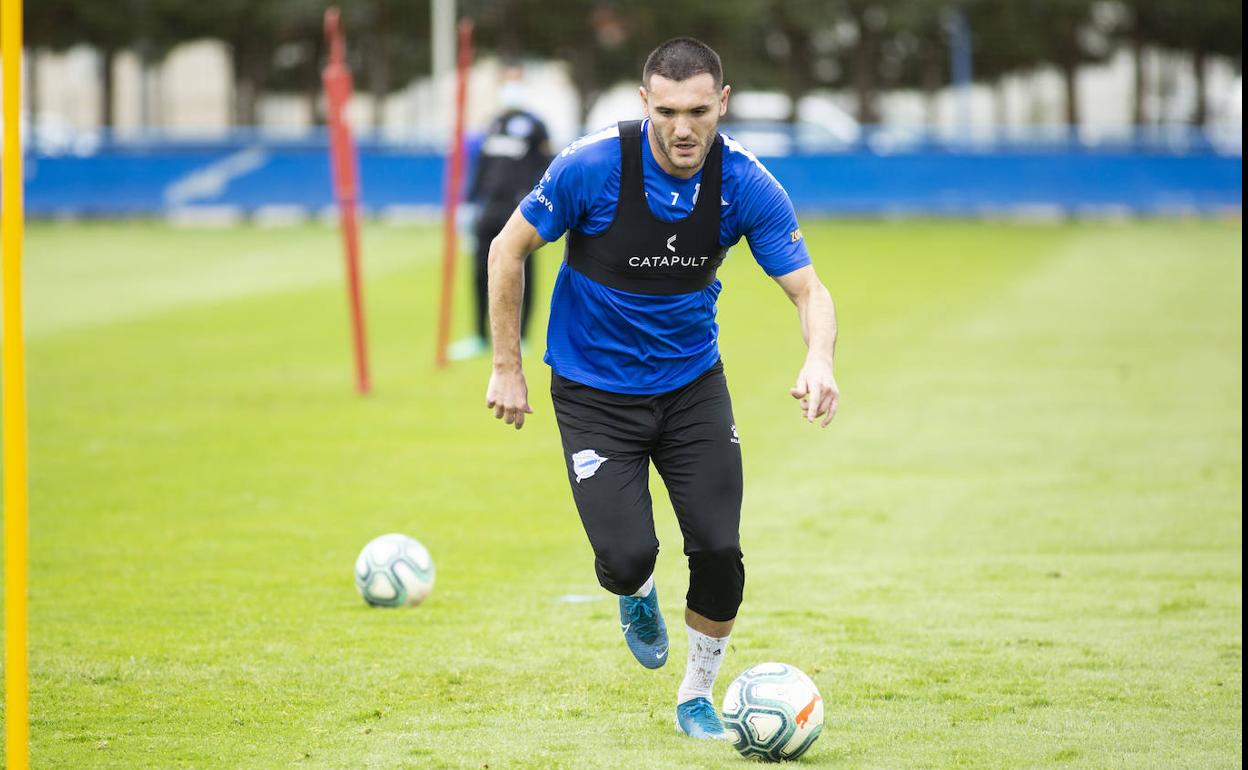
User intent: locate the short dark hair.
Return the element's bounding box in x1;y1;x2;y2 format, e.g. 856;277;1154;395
642;38;722;89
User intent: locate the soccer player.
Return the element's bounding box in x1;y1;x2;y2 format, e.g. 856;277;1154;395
485;38;839;740
451;66;553;360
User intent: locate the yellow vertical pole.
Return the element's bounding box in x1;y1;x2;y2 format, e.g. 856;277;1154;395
1;0;30;766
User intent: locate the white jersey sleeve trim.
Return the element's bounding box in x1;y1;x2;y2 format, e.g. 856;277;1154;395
721;134;787;193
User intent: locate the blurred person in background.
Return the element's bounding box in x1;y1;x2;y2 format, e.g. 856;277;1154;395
450;65;552;360
484;38;839;739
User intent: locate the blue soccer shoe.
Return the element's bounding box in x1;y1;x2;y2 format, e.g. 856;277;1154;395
675;697;730;740
618;587;668;669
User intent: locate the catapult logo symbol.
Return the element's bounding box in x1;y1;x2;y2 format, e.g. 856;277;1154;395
667;234;677;252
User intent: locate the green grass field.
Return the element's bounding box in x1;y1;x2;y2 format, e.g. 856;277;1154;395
3;218;1242;768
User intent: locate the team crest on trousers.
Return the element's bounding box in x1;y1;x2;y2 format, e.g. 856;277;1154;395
572;450;609;483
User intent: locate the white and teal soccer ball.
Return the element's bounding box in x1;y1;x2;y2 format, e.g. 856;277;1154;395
354;534;435;607
722;662;824;762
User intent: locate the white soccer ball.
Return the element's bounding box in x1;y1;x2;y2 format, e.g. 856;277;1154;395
354;533;435;607
722;662;824;762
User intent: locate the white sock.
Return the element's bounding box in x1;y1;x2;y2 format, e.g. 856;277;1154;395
677;625;730;704
630;574;655;598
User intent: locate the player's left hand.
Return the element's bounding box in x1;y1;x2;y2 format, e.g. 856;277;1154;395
790;357;839;427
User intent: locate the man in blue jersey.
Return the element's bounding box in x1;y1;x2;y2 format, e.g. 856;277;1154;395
484;38;839;740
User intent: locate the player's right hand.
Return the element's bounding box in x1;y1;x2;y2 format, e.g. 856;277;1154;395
789;358;839;428
486;369;534;430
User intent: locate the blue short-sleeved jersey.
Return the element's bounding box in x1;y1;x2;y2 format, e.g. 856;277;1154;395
520;119;810;394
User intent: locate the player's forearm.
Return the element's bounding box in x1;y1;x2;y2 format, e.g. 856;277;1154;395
797;282;837;366
487;237;526;371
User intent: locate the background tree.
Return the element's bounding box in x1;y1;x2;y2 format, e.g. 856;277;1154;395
180;0;320;126
22;0;1244;132
22;0;79;119
1123;0;1241;125
886;1;949;125
967;0;1110;126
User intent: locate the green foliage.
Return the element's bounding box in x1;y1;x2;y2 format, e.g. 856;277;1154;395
12;218;1243;768
1124;0;1242;57
23;1;1240;127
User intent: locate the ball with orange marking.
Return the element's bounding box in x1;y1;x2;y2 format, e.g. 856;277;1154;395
722;662;824;761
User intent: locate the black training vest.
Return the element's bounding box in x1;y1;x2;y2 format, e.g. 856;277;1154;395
565;120;726;296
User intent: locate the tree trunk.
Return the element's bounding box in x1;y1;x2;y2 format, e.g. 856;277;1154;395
1157;52;1177;123
993;78;1009;132
307;34;324;126
100;47;116;129
785;37;811;123
368;53;391;133
851;15;880;124
137;44;157;130
27;48;38;123
773;5;811;124
235;75;256;126
369;5;391;132
1060;59;1079;128
1057;12;1080;133
565;44;597;126
1192;47;1207;126
921;39;941;128
232;44;265;127
1131;23;1148;125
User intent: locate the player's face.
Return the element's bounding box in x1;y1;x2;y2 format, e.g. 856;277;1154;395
641;73;730;178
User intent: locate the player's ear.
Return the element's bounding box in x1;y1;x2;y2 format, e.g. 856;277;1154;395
720;84;731;117
639;85;650;115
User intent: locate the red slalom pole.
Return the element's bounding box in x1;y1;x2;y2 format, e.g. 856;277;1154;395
323;7;371;395
435;18;474;369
